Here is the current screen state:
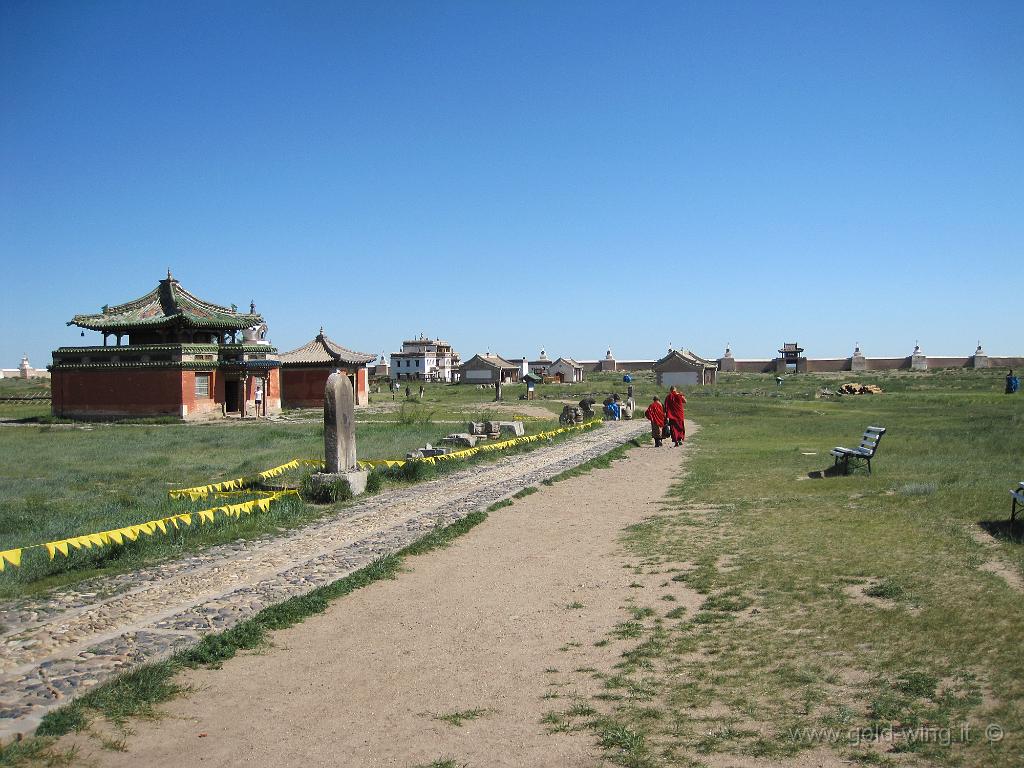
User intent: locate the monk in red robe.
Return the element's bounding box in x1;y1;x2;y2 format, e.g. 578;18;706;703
664;386;686;446
644;396;666;447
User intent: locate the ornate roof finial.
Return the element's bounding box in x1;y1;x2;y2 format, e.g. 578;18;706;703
319;326;324;337
167;268;172;280
250;300;256;314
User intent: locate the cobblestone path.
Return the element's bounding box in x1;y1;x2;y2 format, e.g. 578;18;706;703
0;421;646;740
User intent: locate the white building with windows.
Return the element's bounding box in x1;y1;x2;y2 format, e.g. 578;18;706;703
389;335;460;382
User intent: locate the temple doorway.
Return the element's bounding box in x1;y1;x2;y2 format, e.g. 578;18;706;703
225;379;241;413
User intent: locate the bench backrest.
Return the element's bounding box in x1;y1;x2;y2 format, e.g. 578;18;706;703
1013;482;1024;501
858;426;886;456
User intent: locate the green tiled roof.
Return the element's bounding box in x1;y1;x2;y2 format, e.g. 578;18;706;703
68;274;263;332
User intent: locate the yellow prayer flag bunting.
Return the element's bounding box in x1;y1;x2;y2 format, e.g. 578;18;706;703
168;459;307;499
2;490;299;569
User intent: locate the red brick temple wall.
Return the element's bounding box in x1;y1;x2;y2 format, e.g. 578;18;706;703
52;369;187;418
281;367;368;409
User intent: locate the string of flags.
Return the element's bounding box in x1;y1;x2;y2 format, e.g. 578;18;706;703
0;490;298;572
0;419;601;571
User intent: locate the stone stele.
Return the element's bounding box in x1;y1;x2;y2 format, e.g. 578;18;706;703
314;370;368;496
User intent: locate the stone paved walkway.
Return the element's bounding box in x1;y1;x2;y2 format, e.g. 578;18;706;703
0;421;645;740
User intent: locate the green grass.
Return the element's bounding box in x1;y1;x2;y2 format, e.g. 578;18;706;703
0;377;51;422
0;737;77;768
433;708;493;727
548;368;1024;768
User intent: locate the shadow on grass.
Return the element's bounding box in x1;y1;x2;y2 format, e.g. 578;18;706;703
978;520;1024;544
806;465;845;480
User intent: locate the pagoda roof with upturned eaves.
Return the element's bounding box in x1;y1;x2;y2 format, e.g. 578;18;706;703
68;273;263;332
279;330;376;366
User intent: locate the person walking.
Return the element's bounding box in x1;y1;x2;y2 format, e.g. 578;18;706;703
664;385;686;446
645;396;666;447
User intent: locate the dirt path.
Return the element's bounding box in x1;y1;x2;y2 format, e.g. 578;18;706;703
65;428;692;767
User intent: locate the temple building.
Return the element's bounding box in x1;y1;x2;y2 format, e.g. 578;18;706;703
458;353;522;384
50;272;281;419
653;348;718;387
279;330;376;408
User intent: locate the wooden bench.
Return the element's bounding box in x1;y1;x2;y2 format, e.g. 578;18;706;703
830;426;886;475
1011;482;1024;525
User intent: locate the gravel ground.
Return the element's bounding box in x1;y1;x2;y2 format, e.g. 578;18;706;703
0;420;645;741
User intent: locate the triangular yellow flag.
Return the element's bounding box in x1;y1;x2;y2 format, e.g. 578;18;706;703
198;509;215;523
108;530;124;545
0;549;22;568
89;533;108;547
178;513;192;526
121;527;138;542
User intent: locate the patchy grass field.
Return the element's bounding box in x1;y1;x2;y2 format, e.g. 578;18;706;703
3;366;1022;768
542;368;1024;768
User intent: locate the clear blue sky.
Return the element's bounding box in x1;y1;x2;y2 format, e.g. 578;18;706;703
2;1;1021;367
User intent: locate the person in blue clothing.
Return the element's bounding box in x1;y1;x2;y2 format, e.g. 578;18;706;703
603;394;622;420
1006;369;1020;394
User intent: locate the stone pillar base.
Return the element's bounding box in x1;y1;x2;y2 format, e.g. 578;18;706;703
312;470;369;497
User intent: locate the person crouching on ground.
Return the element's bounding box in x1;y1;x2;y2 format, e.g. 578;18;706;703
665;385;686;446
603;394;621;420
645;396;666;447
